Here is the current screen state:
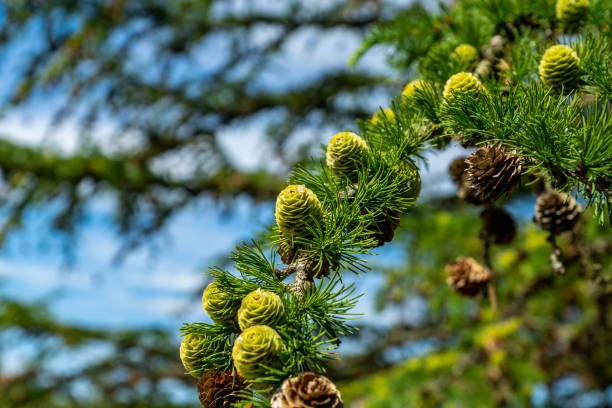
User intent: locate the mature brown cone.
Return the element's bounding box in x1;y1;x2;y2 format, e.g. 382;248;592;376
465;144;523;204
278;239;296;264
271;372;344;408
446;257;491;297
479;207;517;245
457;172;487;205
449;156;469;184
197;370;245;408
534;191;582;234
365;209;400;248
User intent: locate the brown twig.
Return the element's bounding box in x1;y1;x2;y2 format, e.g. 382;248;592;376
546;233;566;275
483;239;498;311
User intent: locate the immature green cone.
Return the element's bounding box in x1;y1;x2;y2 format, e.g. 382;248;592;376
326;131;368;181
202;281;241;328
539;45;582;90
556;0;589;32
452;44;479;69
275;185;323;241
371;108;395;124
402;79;426;99
232;325;285;381
238;288;284;331
180;333;216;377
443;72;486;102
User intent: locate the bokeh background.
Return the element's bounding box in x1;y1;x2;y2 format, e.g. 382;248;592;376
0;1;610;407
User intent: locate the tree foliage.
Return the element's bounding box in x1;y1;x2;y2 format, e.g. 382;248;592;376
179;0;611;406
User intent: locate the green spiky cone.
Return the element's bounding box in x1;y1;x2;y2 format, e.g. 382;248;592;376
556;0;589;32
443;72;486;103
371;108;395;125
452;44;479;69
180;333;217;377
538;45;582;90
237;288;284;331
275;185;323;241
232;325;285;381
326;132;368;181
402;79;426;99
202;281;241;328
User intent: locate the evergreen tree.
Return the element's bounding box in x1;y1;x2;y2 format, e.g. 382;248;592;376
180;0;611;406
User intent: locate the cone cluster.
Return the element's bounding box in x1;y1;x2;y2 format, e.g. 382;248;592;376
275;184;323;241
238;289;284;331
446;257;491;297
539;45;582;90
198;282;288;383
464;144;523;204
556;0;590;32
232;325;286;380
534;191;582;234
271;372;344;408
326;131;368;181
197;370;245;408
443;72;486;102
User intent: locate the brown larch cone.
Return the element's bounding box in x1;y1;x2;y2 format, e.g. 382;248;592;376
197;370;246;408
479;207;517;245
458;171;488;205
301;255;331;278
366;209;400;248
271;372;344;408
449;156;469;184
278;239;296;264
534;191;582;234
446;257;491;297
465;144;523;204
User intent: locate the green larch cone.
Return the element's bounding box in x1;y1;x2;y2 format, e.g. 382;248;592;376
371;108;395;124
538;45;582;90
202;281;241;328
275;185;323;241
180;333;216;377
402;79;426;98
556;0;589;32
232;325;285;381
237;288;285;331
443;72;486;102
326;131;368;181
451;44;479;69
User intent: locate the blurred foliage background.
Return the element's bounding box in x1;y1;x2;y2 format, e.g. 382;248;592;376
0;0;610;407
